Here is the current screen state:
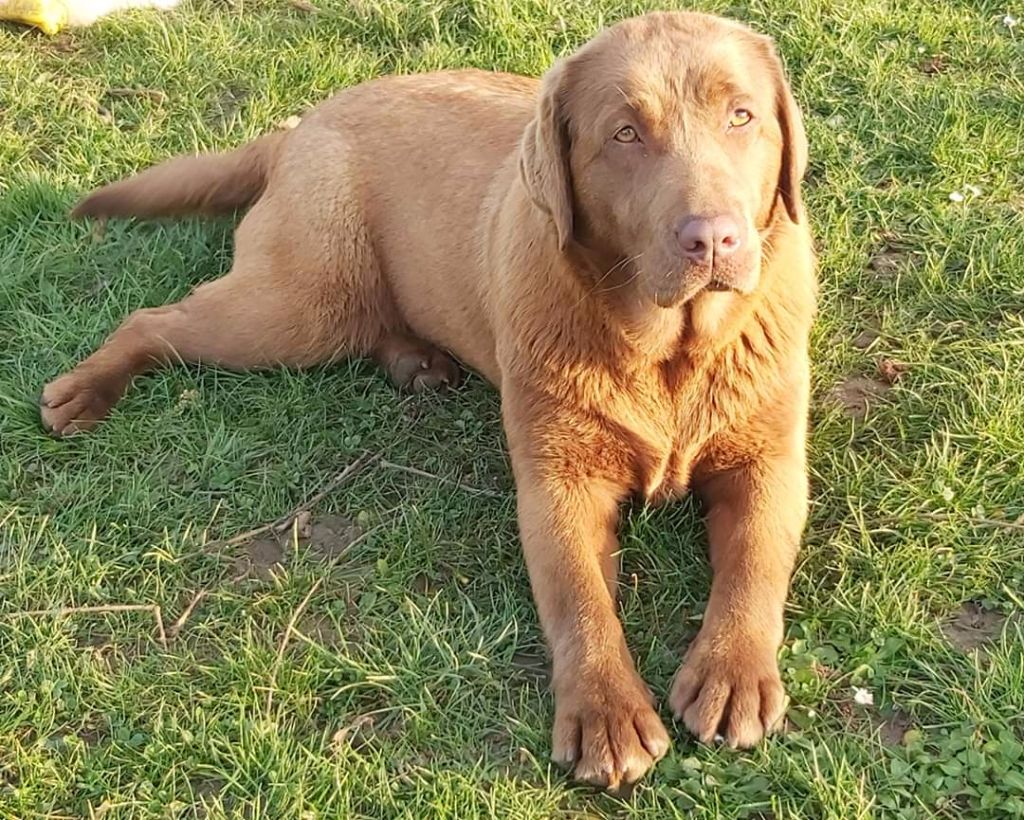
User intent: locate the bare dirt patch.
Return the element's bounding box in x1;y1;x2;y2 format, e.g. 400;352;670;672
852;329;880;350
868;233;920;279
234;536;285;581
296;614;340;647
876;708;916;746
304;514;362;561
941;602;1007;652
232;513;362;580
828;376;891;418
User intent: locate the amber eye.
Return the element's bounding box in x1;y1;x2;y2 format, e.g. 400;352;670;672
613;125;639;143
729;108;753;128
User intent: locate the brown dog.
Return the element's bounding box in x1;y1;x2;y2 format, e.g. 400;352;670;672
41;11;815;790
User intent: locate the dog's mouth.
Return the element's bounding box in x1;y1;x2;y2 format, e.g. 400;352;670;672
645;250;761;308
651;272;739;307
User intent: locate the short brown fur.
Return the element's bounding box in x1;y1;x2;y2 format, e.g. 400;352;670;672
41;12;815;791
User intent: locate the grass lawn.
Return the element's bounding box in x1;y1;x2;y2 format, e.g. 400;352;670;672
2;0;1024;816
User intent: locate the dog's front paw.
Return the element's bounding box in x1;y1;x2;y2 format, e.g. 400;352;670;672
40;368;125;436
551;664;670;792
669;626;786;748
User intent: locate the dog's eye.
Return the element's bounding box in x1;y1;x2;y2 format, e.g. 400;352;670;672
728;109;753;129
613;125;639;143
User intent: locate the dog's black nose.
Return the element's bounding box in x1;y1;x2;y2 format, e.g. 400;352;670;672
676;215;743;263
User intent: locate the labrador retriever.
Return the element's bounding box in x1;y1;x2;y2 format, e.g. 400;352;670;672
41;11;815;790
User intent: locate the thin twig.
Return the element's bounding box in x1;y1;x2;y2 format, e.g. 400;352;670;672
153;606;168;650
168;590;207;640
0;506;17;528
265;578;323;714
104;87;168;103
273;452;379;532
9;604;155;618
379;459;505;499
6;603;168;649
208;452;377;549
915;511;1024;532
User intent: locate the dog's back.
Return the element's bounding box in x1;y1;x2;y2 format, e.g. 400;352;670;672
301;71;538;364
73;70;539;377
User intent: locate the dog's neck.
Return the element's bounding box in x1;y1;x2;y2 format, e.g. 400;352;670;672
494;193;813;391
566;241;752;365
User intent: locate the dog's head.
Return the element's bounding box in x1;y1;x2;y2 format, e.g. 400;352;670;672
519;12;807;308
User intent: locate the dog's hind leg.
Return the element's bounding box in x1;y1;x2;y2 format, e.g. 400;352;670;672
372;333;462;393
41;181;392;436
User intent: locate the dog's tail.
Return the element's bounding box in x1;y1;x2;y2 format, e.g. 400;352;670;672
72;131;286;220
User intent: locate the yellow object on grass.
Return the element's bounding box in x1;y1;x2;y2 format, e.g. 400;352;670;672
0;0;69;34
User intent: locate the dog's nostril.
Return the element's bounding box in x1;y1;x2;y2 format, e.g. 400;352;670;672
711;215;743;257
677;215;744;261
676;220;715;261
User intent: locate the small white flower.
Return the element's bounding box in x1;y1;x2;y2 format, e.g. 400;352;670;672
964;183;983;196
826;114;845;128
917;45;927;53
1004;14;1019;28
972;504;985;517
853;687;874;706
942;485;955;502
949;191;965;202
807;709;817;719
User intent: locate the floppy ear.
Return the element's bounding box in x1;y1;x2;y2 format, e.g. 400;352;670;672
519;60;574;249
760;39;808;224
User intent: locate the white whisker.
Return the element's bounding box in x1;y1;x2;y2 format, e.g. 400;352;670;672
573;252;644;307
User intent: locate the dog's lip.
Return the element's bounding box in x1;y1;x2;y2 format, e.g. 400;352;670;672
652;278;707;308
649;258;757;307
652;273;738;306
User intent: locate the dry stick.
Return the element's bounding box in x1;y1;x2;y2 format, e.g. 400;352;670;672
208;452;378;549
6;604;168;650
168;590;207;640
271;451;380;533
209;450;500;551
9;604;155;618
916;511;1024;532
816;511;1024;546
104;87;168;103
265;578;323;715
153;607;168;650
379;459;506;499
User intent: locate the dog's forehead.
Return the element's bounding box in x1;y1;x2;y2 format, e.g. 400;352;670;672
625;46;763;112
568;21;770;124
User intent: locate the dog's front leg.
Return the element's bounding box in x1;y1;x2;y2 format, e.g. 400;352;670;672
669;445;808;748
504;395;670;792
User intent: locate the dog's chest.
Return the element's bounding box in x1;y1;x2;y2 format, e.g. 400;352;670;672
610;375;707;504
623;344;775;503
638;444;696;505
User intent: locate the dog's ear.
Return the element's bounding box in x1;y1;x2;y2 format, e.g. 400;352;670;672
519;60;574;249
757;37;808;224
